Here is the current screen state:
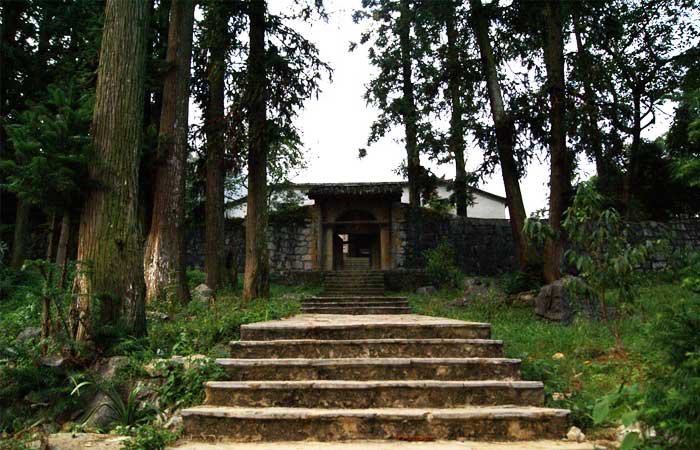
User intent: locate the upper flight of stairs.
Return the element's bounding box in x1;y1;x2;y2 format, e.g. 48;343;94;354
181;314;571;442
302;267;412;315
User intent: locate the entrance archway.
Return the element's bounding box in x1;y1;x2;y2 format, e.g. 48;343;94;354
334;210;381;270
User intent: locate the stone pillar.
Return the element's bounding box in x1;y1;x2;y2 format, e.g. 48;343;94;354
380;225;391;269
323;226;334;271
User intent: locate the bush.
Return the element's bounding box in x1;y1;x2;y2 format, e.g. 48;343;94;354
121;424;177;450
499;271;540;295
424;242;463;289
157;357;227;410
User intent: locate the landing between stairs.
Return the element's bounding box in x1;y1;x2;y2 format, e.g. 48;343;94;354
170;441;593;450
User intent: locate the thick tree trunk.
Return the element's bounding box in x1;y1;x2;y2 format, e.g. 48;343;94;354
144;0;194;304
72;0;148;342
469;0;530;269
56;213;70;289
204;4;229;291
446;2;467;217
242;0;270;301
399;0;421;207
542;0;570;283
622;88;642;217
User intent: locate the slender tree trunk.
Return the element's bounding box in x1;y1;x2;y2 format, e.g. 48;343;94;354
10;199;30;269
204;4;229;291
398;0;421;207
622;88;642;217
45;212;57;262
469;0;530;269
144;0;194;304
542;0;569;283
56;213;70;289
446;2;467;217
72;0;148;342
572;16;605;179
242;0;270;301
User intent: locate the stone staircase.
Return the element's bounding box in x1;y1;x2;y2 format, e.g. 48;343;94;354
181;314;571;442
301;268;412;315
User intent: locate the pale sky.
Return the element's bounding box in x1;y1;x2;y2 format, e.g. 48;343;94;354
196;0;674;215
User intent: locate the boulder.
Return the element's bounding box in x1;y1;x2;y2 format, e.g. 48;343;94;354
566;426;586;443
16;327;41;342
415;286;437;296
535;279;574;323
192;284;213;303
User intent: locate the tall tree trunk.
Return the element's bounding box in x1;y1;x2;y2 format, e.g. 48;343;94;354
242;0;270;301
10;199;30;269
542;0;570;283
56;213;70;289
398;0;421;207
622;87;642;217
204;3;229;291
446;1;467;217
469;0;530;269
144;0;194;304
72;0;148;342
572;16;605;179
45;212;57;262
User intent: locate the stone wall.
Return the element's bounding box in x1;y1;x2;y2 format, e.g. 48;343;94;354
186;205;700;277
395;207;517;275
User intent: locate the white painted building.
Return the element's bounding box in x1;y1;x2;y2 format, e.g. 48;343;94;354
226;181;507;219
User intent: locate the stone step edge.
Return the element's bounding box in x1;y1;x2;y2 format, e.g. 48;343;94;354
241;321;490;331
230;338;503;346
308;297;408;300
215;357;521;366
203;380;543;389
301;303;410;307
181;406;570;420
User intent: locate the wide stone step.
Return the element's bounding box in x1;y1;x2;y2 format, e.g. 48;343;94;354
307;296;408;302
300;306;412;315
204;380;544;408
229;338;503;359
323;289;384;295
240;314;490;340
216;357;523;381
181;406;570;441
302;301;410;307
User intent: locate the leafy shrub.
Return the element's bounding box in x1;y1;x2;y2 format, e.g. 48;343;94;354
424;242;463;289
640;294;700;448
157;357;227;410
121;424;177;450
499;271;539;295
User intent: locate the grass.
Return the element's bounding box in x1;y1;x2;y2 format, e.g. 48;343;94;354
400;278;699;436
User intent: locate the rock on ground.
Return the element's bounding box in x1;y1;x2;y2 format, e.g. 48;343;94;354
535;279;574;323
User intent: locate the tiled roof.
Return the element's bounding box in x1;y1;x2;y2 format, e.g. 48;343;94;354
305;182;404;199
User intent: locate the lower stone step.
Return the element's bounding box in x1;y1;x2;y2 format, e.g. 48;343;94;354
203;380;544;408
216;357;523;381
240;315;491;340
300;306;412;315
181;406;570;441
229;338;503;359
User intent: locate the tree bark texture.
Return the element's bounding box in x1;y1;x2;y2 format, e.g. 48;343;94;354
446;2;467;217
470;0;531;270
242;0;270;301
72;0;148;342
204;4;229;291
56;213;70;289
10;198;30;269
144;0;194;304
399;0;421;207
542;0;569;283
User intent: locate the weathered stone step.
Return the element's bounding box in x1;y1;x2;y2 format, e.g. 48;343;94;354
181;406;570;441
240;314;490;341
307;296;408;302
216;357;523;381
323;289;384;295
301;299;410;307
229;338;503;359
300;306;412;315
204;380;544;408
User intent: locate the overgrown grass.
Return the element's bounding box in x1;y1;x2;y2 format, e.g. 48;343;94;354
403;278;699;438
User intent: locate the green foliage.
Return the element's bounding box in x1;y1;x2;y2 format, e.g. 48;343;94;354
120;424;177;450
75;381;159;430
424;242;462;289
499;271;540;295
1;84;93;215
157;357;227;410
